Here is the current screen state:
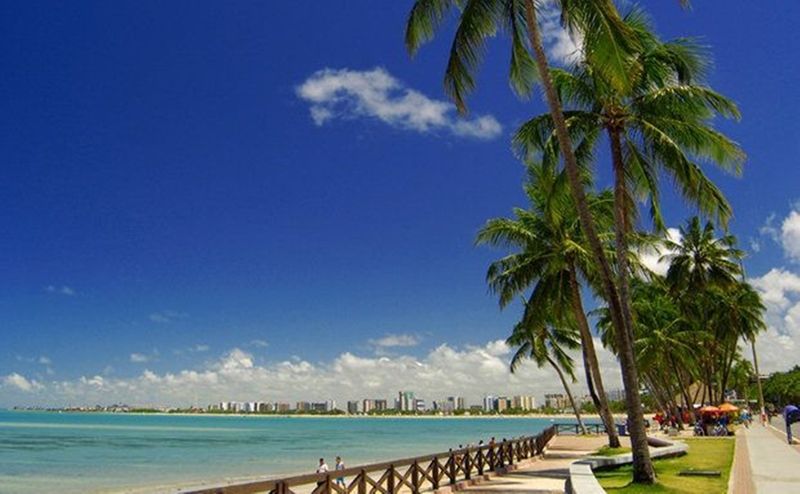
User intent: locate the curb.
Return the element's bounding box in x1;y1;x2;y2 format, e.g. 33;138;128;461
565;438;688;494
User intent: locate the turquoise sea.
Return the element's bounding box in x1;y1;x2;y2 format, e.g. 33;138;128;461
0;410;568;494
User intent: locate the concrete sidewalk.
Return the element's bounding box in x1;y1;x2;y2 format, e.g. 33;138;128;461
742;424;800;493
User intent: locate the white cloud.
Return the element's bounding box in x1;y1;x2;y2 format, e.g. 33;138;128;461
369;333;420;348
149;310;188;323
130;353;151;364
38;356;51;365
781;209;800;262
191;344;209;353
250;339;269;348
296;67;502;140
0;340;624;408
637;228;682;277
759;212;780;242
750;267;800;373
2;373;43;392
45;285;75;296
538;3;583;65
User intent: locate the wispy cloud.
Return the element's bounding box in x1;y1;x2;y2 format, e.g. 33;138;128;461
129;353;151;363
297;67;502;140
149;310;188;323
45;285;76;296
250;339;269;348
2;373;43;392
368;333;421;349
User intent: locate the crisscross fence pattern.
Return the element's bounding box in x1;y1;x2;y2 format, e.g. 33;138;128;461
184;425;556;494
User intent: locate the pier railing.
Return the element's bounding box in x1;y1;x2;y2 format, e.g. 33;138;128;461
553;423;607;436
183;425;556;494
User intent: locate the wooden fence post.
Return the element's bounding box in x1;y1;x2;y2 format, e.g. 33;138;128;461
358;469;366;494
432;457;440;490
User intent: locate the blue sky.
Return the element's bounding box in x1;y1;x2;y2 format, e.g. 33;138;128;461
2;1;800;407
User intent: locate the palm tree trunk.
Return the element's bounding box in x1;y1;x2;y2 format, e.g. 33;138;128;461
608;126;655;481
751;338;766;424
522;3;653;480
582;346;601;407
569;264;621;447
547;354;588;434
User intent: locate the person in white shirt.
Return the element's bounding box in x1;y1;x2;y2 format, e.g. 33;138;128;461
316;458;329;487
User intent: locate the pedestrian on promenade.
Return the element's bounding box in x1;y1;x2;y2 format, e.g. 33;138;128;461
335;456;345;487
783;405;800;444
316;458;329;487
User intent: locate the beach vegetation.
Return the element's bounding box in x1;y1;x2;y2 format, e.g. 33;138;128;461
594;437;734;493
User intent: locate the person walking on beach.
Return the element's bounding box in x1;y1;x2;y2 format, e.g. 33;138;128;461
335;456;345;488
316;458;329;487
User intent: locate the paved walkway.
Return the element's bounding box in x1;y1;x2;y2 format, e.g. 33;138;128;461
741;423;800;493
456;435;627;494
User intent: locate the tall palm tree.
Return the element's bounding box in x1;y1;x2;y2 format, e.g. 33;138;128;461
405;1;655;481
663;218;765;404
476;160;620;446
507;305;587;434
513;11;742;472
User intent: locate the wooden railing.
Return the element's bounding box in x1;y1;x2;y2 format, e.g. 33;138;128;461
183;425;557;494
553;423;607;436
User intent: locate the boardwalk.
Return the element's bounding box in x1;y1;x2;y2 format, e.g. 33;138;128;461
739;424;800;493
455;435;626;494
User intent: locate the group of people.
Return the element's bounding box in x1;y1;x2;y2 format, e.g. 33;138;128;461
315;456;346;487
313;437;509;487
652;407;755;437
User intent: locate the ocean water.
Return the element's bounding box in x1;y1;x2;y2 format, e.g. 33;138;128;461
0;410;567;494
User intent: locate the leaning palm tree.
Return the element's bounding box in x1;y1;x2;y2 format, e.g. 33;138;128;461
513;11;743;472
507;306;587;434
406;1;655;481
476;160;620;447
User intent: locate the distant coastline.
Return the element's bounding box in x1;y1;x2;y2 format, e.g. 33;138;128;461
6;408;617;420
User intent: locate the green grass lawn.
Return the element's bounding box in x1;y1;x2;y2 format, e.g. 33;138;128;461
594;438;734;494
593;446;632;457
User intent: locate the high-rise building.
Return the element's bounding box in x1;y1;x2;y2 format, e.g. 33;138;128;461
374;399;388;411
414;399;426;412
362;399;374;413
398;391;415;412
347;401;359;414
496;396;509;413
483;395;496;412
296;401;310;412
512;395;535;411
545;393;567;410
276;402;291;413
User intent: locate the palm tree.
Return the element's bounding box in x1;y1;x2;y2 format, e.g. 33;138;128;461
476;160;620;446
405;1;655;481
513;11;743;472
507;305;587;434
663;218;766;404
664;217;743;293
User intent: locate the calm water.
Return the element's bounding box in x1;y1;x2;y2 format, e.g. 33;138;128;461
0;410;565;494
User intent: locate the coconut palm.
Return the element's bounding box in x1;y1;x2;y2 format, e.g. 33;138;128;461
513;11;744;470
476;159;620;446
664;217;743;293
507;304;587;433
406;0;654;480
